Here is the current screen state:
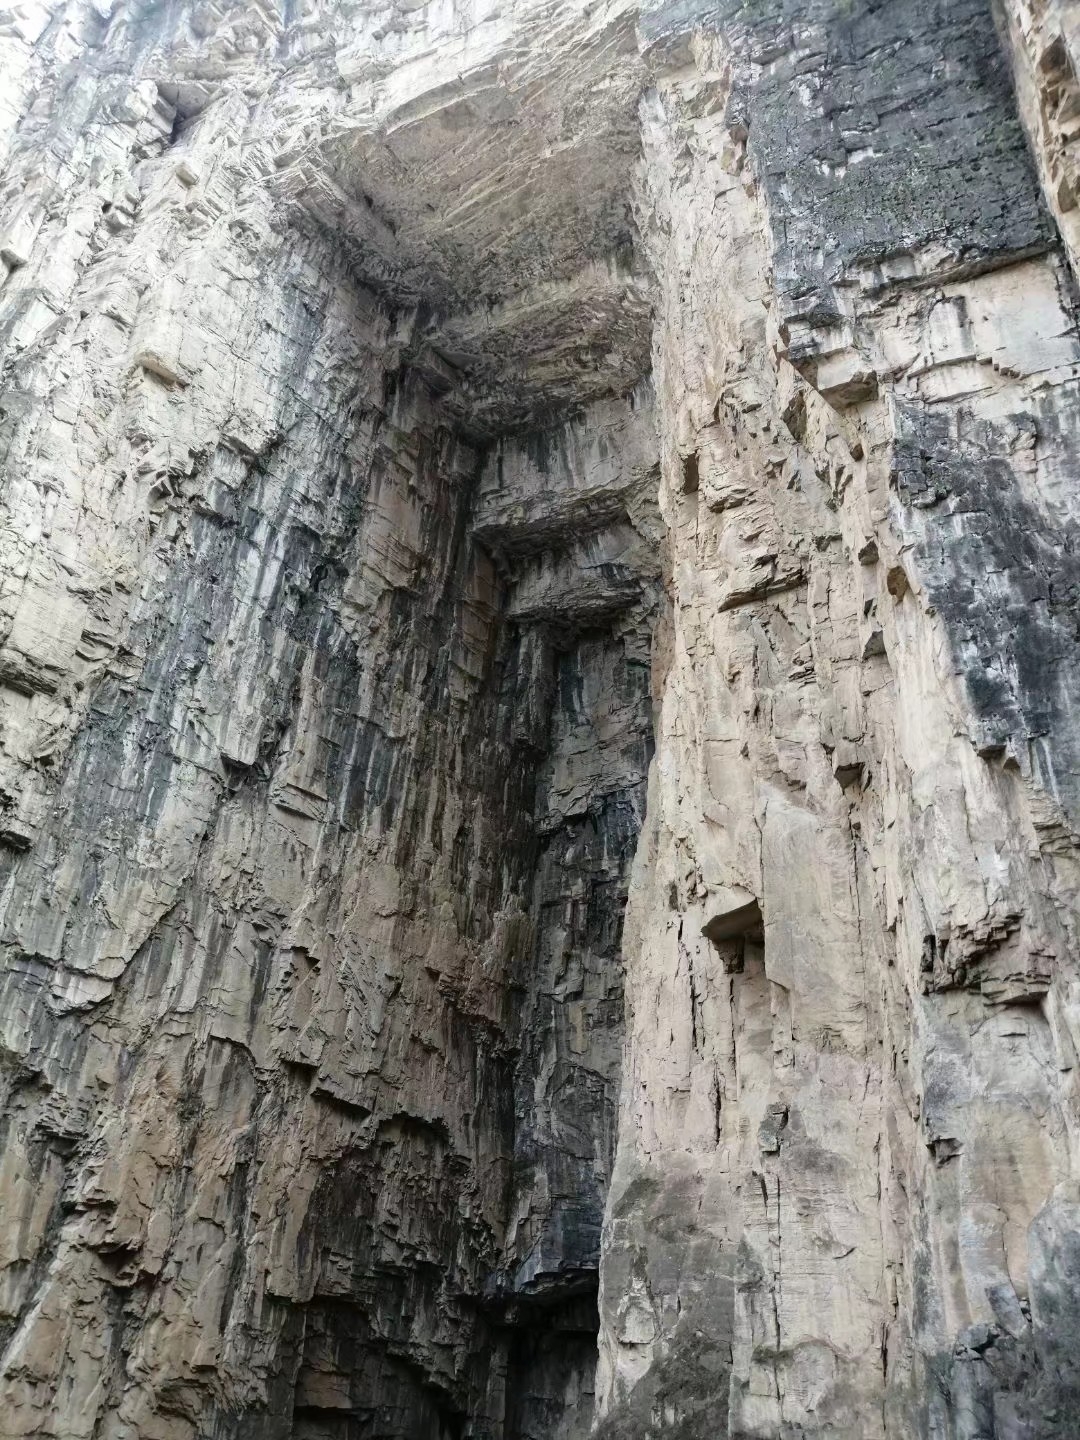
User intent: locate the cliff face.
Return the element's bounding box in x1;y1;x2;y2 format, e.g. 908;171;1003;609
1;0;1080;1437
598;3;1080;1436
0;4;658;1434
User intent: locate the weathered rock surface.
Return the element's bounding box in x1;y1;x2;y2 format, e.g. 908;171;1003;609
2;0;1080;1436
598;3;1080;1437
0;3;657;1435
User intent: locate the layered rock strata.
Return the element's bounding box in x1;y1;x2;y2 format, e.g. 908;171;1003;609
0;2;656;1435
598;2;1080;1436
3;0;1080;1437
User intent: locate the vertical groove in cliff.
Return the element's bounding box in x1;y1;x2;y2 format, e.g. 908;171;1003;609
0;3;659;1435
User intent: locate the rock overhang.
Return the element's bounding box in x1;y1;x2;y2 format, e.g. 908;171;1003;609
269;0;654;433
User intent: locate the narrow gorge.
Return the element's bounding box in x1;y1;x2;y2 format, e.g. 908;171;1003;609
3;0;1080;1436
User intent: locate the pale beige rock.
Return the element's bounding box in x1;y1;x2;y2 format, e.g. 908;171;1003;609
3;0;1080;1437
597;12;1080;1437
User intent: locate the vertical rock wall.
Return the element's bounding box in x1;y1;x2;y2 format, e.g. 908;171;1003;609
597;1;1080;1436
477;397;660;1438
0;1;655;1436
5;0;1080;1436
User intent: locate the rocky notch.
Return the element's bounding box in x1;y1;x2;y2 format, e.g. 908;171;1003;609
3;1;1080;1439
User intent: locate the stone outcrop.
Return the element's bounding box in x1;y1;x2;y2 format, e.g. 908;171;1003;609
3;0;1080;1437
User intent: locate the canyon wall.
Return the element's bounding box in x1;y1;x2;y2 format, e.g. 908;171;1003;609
598;2;1080;1436
0;2;656;1434
2;0;1080;1437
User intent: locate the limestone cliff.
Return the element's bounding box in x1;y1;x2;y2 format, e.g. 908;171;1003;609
1;0;1079;1437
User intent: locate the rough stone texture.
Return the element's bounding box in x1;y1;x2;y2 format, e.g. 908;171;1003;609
0;2;655;1436
597;3;1080;1437
4;0;1080;1437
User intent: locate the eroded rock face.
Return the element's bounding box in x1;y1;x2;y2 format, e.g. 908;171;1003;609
597;2;1080;1437
2;0;1080;1436
0;2;656;1435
